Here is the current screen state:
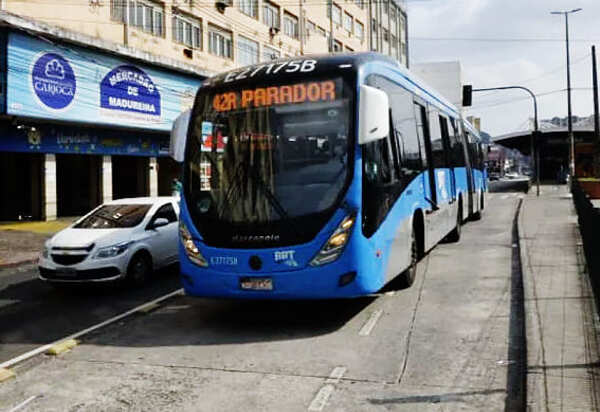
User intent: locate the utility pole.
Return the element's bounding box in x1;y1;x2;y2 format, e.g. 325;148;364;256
552;8;582;179
299;0;304;55
593;45;599;142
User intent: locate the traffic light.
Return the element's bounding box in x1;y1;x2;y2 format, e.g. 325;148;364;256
462;85;473;107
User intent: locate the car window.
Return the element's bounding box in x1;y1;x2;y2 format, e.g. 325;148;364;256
74;204;152;229
151;203;178;224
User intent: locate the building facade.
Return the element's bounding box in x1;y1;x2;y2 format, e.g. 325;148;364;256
1;0;408;70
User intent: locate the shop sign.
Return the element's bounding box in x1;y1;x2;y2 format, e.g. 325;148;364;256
100;65;161;122
31;52;77;110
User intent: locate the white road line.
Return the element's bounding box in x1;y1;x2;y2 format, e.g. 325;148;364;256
308;367;346;411
0;289;184;370
358;309;383;336
7;395;39;412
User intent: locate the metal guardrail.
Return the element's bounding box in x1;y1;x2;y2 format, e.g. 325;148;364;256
571;180;600;309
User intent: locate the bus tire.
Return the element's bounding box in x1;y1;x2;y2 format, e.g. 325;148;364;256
445;201;462;243
472;192;483;221
399;230;419;288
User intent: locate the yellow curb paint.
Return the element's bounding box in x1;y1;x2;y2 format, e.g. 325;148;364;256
46;339;79;356
0;368;15;382
138;302;161;313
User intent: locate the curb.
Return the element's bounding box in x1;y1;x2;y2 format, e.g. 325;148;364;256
518;194;546;411
0;258;38;270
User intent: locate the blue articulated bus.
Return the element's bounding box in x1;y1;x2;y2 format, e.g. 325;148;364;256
170;53;486;299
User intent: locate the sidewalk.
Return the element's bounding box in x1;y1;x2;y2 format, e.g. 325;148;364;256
0;219;74;269
519;185;600;411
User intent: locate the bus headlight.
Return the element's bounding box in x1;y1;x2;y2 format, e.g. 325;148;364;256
310;213;356;266
179;222;208;267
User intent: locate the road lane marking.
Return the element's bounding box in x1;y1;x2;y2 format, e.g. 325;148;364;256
308;367;346;411
7;395;39;412
0;289;184;370
358;309;383;336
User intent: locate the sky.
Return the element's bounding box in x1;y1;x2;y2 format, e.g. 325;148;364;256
407;0;600;137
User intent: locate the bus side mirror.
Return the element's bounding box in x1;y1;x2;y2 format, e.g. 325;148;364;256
170;110;191;162
358;85;389;145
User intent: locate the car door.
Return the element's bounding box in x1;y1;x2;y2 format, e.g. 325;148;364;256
146;202;179;267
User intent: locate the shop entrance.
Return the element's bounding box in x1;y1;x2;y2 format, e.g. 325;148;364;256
0;152;44;221
158;157;182;196
56;154;102;217
112;156;149;199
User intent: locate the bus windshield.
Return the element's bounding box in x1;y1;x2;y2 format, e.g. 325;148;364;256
185;77;353;247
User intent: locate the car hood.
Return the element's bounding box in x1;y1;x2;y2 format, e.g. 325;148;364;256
49;228;132;249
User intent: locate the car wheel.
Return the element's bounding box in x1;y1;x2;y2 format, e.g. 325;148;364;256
127;253;151;286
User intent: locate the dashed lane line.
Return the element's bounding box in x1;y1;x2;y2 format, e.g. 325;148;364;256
0;289;184;371
308;367;346;411
7;395;40;412
358;309;383;336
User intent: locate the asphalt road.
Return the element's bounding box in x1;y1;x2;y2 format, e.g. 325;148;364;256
0;264;182;363
0;192;525;411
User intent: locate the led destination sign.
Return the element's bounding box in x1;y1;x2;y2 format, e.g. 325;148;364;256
213;80;337;112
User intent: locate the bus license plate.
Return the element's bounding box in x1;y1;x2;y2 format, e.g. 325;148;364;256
240;277;273;291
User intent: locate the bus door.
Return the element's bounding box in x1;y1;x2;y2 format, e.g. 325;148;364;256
438;114;456;202
414;102;443;250
461;125;475;215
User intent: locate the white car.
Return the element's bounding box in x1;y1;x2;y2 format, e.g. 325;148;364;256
39;197;179;285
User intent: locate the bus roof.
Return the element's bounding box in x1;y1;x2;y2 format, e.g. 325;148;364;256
202;52;459;119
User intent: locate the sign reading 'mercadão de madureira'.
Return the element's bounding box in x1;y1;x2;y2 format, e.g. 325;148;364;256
100;65;162;123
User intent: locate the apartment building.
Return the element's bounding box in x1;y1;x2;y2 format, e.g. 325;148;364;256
1;0;407;72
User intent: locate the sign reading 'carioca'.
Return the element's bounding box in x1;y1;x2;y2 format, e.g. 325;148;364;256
100;65;161;121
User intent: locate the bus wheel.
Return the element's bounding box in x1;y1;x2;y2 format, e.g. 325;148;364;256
399;231;419;288
445;204;462;243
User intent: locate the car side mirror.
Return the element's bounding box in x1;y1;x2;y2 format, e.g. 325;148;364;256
358;85;389;145
151;218;169;229
170;110;191;162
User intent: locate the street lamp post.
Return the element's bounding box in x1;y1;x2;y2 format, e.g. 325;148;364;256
471;86;540;196
551;8;582;179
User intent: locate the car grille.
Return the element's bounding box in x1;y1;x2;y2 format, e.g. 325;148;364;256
51;254;88;265
40;266;121;280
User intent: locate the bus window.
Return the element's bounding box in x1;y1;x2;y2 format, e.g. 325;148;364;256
449;118;466;167
414;103;429;171
428;108;446;169
439;115;452;165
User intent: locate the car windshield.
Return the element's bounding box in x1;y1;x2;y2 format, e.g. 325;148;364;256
185;77;351;226
74;204;152;229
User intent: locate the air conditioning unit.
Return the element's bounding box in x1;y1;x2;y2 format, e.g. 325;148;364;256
183;48;193;59
269;26;280;36
215;0;231;13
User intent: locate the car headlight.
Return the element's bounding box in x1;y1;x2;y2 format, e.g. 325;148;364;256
93;241;133;259
310;213;356;266
42;241;51;259
180;221;208;267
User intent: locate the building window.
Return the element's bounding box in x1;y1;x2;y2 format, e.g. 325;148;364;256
371;22;378;51
283;12;298;39
172;13;202;49
112;0;164;37
208;25;233;59
263;1;280;29
383;0;389;15
238;36;259;66
239;0;258;19
356;21;364;42
354;0;364;9
343;12;353;34
262;45;280;62
327;3;342;26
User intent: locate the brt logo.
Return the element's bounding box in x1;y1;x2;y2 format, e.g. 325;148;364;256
274;250;298;267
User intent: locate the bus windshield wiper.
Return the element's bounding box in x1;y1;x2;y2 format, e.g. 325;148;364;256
249;166;302;238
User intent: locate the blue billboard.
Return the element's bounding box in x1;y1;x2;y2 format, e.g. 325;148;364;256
6;32;203;132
